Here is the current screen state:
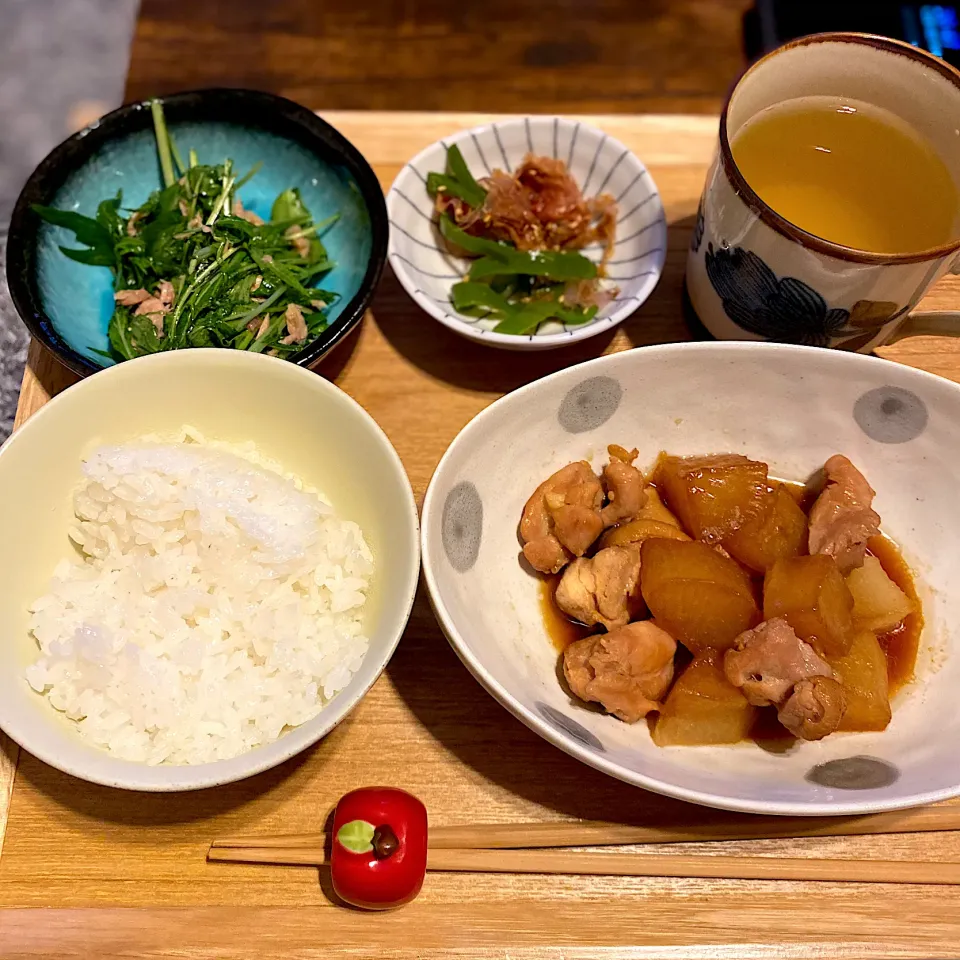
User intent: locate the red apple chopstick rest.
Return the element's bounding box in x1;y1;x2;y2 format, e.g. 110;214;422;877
329;787;429;910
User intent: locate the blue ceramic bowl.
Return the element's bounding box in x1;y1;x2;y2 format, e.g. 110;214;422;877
7;89;387;377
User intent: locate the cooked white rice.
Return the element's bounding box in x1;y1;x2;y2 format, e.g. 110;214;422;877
25;428;373;765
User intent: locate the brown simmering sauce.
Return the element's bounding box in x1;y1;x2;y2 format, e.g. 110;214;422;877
869;533;923;694
540;575;590;652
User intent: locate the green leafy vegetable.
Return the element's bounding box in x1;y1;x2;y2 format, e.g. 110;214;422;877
32;101;341;361
451;281;598;335
31;205;116;267
490;300;597;335
438;214;513;258
234;161;262;190
450;281;514;316
440;216;596;281
426;144;486;208
58;246;116;267
151;99;177;188
446;144;485;204
466;251;597;282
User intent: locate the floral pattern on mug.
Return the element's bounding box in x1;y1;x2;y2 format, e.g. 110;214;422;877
704;243;908;348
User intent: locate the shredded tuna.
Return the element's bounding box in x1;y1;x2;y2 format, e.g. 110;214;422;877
157;280;175;306
114;288;151;306
133;297;169;317
233;198;265;226
285;225;311;259
281;302;308;344
131;295;169;339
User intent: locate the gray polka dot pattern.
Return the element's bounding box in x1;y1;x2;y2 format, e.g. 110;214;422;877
557;376;622;433
537;701;605;752
805;755;899;790
854;386;928;444
441;481;483;572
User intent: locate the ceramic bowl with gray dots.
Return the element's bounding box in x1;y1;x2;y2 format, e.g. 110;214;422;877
421;341;960;815
386;117;666;351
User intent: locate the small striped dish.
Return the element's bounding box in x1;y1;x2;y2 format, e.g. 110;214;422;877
386;117;666;351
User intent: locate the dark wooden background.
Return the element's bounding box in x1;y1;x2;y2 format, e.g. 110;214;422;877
127;0;753;113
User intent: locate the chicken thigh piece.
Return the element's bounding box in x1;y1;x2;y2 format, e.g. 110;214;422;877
522;536;571;575
555;545;644;630
601;445;647;528
550;503;605;557
808;455;881;574
520;461;604;572
521;462;593;544
723;617;834;707
563;621;677;723
778;676;847;741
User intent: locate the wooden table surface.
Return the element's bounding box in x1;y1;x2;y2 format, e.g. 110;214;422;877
3;111;960;959
127;0;755;115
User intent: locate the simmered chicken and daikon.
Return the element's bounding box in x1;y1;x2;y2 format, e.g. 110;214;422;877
520;448;921;745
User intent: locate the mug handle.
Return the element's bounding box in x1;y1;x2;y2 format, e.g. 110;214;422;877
878;255;960;346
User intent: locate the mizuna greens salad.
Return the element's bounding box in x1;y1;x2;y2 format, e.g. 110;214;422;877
34;101;340;360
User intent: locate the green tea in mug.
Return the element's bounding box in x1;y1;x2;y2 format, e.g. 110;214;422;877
731;96;960;255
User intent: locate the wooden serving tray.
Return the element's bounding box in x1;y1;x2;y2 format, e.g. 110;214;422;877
3;112;960;959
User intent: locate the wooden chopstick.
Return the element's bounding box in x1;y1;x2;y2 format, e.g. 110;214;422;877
209;804;960;851
206;844;960;885
428;849;960;884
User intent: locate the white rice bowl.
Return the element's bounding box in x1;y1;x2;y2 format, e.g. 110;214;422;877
26;428;373;766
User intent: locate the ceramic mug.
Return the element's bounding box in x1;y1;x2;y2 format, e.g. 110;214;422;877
686;33;960;352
